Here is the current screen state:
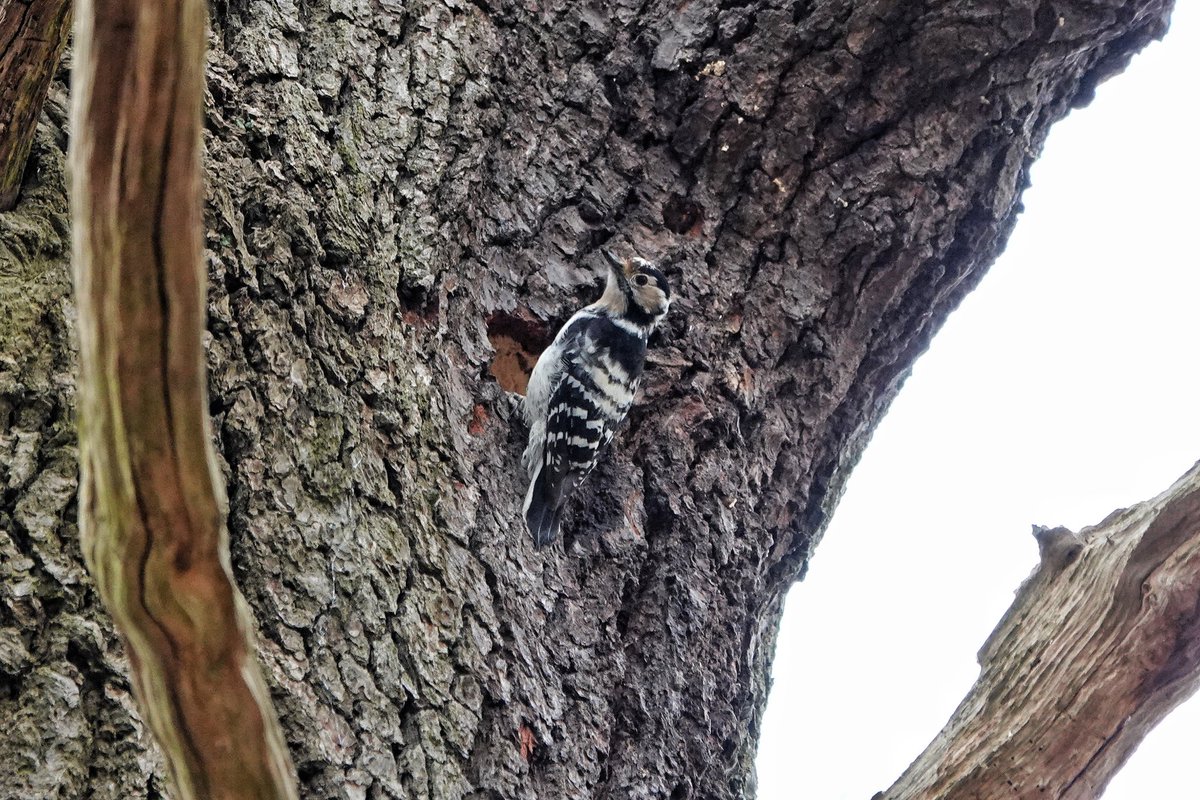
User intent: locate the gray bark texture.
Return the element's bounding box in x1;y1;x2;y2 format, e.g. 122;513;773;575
0;1;1175;799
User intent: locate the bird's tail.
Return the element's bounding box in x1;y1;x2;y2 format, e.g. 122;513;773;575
523;465;562;548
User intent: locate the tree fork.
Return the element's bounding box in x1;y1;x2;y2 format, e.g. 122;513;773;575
0;0;70;211
69;1;297;797
0;0;1179;796
883;462;1200;800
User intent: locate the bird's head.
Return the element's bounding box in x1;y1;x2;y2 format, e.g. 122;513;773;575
600;248;671;324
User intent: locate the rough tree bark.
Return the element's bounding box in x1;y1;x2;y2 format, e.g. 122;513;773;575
0;1;1178;799
0;0;70;211
70;1;296;797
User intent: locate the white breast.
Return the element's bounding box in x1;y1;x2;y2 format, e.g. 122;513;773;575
525;332;567;425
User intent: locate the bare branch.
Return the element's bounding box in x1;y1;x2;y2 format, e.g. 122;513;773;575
69;1;298;797
0;0;70;211
883;462;1200;800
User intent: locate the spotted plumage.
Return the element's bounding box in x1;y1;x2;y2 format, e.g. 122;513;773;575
522;249;670;547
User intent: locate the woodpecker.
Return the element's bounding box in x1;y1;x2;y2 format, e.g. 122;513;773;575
522;249;671;547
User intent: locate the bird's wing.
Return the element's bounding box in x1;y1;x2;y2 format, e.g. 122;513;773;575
538;344;623;508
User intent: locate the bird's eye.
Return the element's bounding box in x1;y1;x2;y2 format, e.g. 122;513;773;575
634;275;649;287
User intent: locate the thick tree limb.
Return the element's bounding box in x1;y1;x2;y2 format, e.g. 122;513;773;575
883;462;1200;800
69;1;297;797
0;0;70;211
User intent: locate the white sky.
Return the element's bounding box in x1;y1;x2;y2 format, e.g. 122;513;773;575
757;6;1200;799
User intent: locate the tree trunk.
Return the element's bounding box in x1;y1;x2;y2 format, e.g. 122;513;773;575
70;1;296;797
0;0;70;211
0;1;1175;799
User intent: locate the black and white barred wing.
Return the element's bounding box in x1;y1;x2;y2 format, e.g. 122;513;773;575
544;361;623;481
523;342;633;546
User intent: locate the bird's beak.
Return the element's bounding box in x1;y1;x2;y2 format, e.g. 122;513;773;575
601;248;632;282
602;247;623;271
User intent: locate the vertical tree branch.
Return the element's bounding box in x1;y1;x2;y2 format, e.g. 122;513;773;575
0;0;70;211
69;1;297;798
